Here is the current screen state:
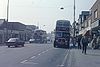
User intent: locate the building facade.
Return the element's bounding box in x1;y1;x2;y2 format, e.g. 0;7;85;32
0;19;38;44
90;0;100;37
77;0;100;41
0;20;27;44
26;25;38;40
78;11;90;35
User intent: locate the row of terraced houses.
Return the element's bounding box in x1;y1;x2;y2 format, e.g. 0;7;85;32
75;0;100;41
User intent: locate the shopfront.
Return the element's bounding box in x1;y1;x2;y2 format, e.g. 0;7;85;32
91;19;100;38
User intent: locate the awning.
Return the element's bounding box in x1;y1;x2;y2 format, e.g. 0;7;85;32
83;30;91;36
79;27;91;36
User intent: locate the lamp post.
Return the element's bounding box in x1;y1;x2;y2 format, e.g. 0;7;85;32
7;0;9;22
73;0;76;47
74;0;76;36
60;7;64;10
60;0;76;47
5;0;9;41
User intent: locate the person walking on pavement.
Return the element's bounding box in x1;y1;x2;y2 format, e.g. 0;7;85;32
77;36;81;49
81;36;88;54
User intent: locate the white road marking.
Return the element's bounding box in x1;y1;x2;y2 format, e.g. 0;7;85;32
46;50;48;51
42;51;46;53
58;50;70;67
22;61;38;65
30;56;36;59
20;60;28;63
21;48;53;65
38;53;41;55
45;48;52;52
21;60;38;65
42;51;47;53
58;65;64;67
38;48;52;56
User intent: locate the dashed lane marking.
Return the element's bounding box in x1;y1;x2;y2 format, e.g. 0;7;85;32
38;53;41;56
22;61;38;65
21;60;38;65
25;49;52;64
30;56;36;59
21;60;28;63
42;51;46;53
37;48;52;56
20;48;53;64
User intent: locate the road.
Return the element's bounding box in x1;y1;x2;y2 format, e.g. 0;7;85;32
0;43;100;67
0;43;70;67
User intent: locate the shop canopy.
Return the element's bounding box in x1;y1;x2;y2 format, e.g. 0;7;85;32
79;27;91;36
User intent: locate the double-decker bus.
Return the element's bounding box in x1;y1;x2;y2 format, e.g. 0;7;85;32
33;29;47;43
54;20;71;48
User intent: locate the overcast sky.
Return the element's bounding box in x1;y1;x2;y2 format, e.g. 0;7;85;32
0;0;96;33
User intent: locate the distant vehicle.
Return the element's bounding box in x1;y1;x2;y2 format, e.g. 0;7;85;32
29;39;35;43
33;29;47;43
54;20;71;48
6;38;25;47
47;39;51;44
46;37;51;44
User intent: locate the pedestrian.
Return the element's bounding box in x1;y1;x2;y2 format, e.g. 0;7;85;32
97;36;100;48
92;37;97;49
77;36;81;49
81;36;88;54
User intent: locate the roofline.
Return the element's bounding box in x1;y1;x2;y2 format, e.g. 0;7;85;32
0;19;5;20
8;22;25;25
90;0;98;10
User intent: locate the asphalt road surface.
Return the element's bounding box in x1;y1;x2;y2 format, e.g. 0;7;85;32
0;43;70;67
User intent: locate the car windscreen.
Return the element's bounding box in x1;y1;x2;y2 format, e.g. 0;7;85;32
8;38;18;42
29;39;35;41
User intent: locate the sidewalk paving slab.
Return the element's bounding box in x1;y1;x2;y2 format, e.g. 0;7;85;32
67;49;100;67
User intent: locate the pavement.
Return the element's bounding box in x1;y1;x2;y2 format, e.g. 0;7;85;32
67;49;100;67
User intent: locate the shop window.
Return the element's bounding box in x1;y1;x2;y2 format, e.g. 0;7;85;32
86;21;88;27
88;19;91;27
94;9;98;19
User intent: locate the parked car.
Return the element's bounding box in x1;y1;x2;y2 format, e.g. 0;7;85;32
29;39;35;43
6;38;25;47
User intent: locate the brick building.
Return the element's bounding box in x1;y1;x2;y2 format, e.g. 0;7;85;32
90;0;100;37
77;0;100;41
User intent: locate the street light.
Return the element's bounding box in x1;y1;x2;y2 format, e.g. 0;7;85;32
60;7;64;10
73;0;76;37
5;0;9;41
73;0;76;47
7;0;9;22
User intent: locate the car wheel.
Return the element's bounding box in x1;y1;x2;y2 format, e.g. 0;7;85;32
8;45;10;48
